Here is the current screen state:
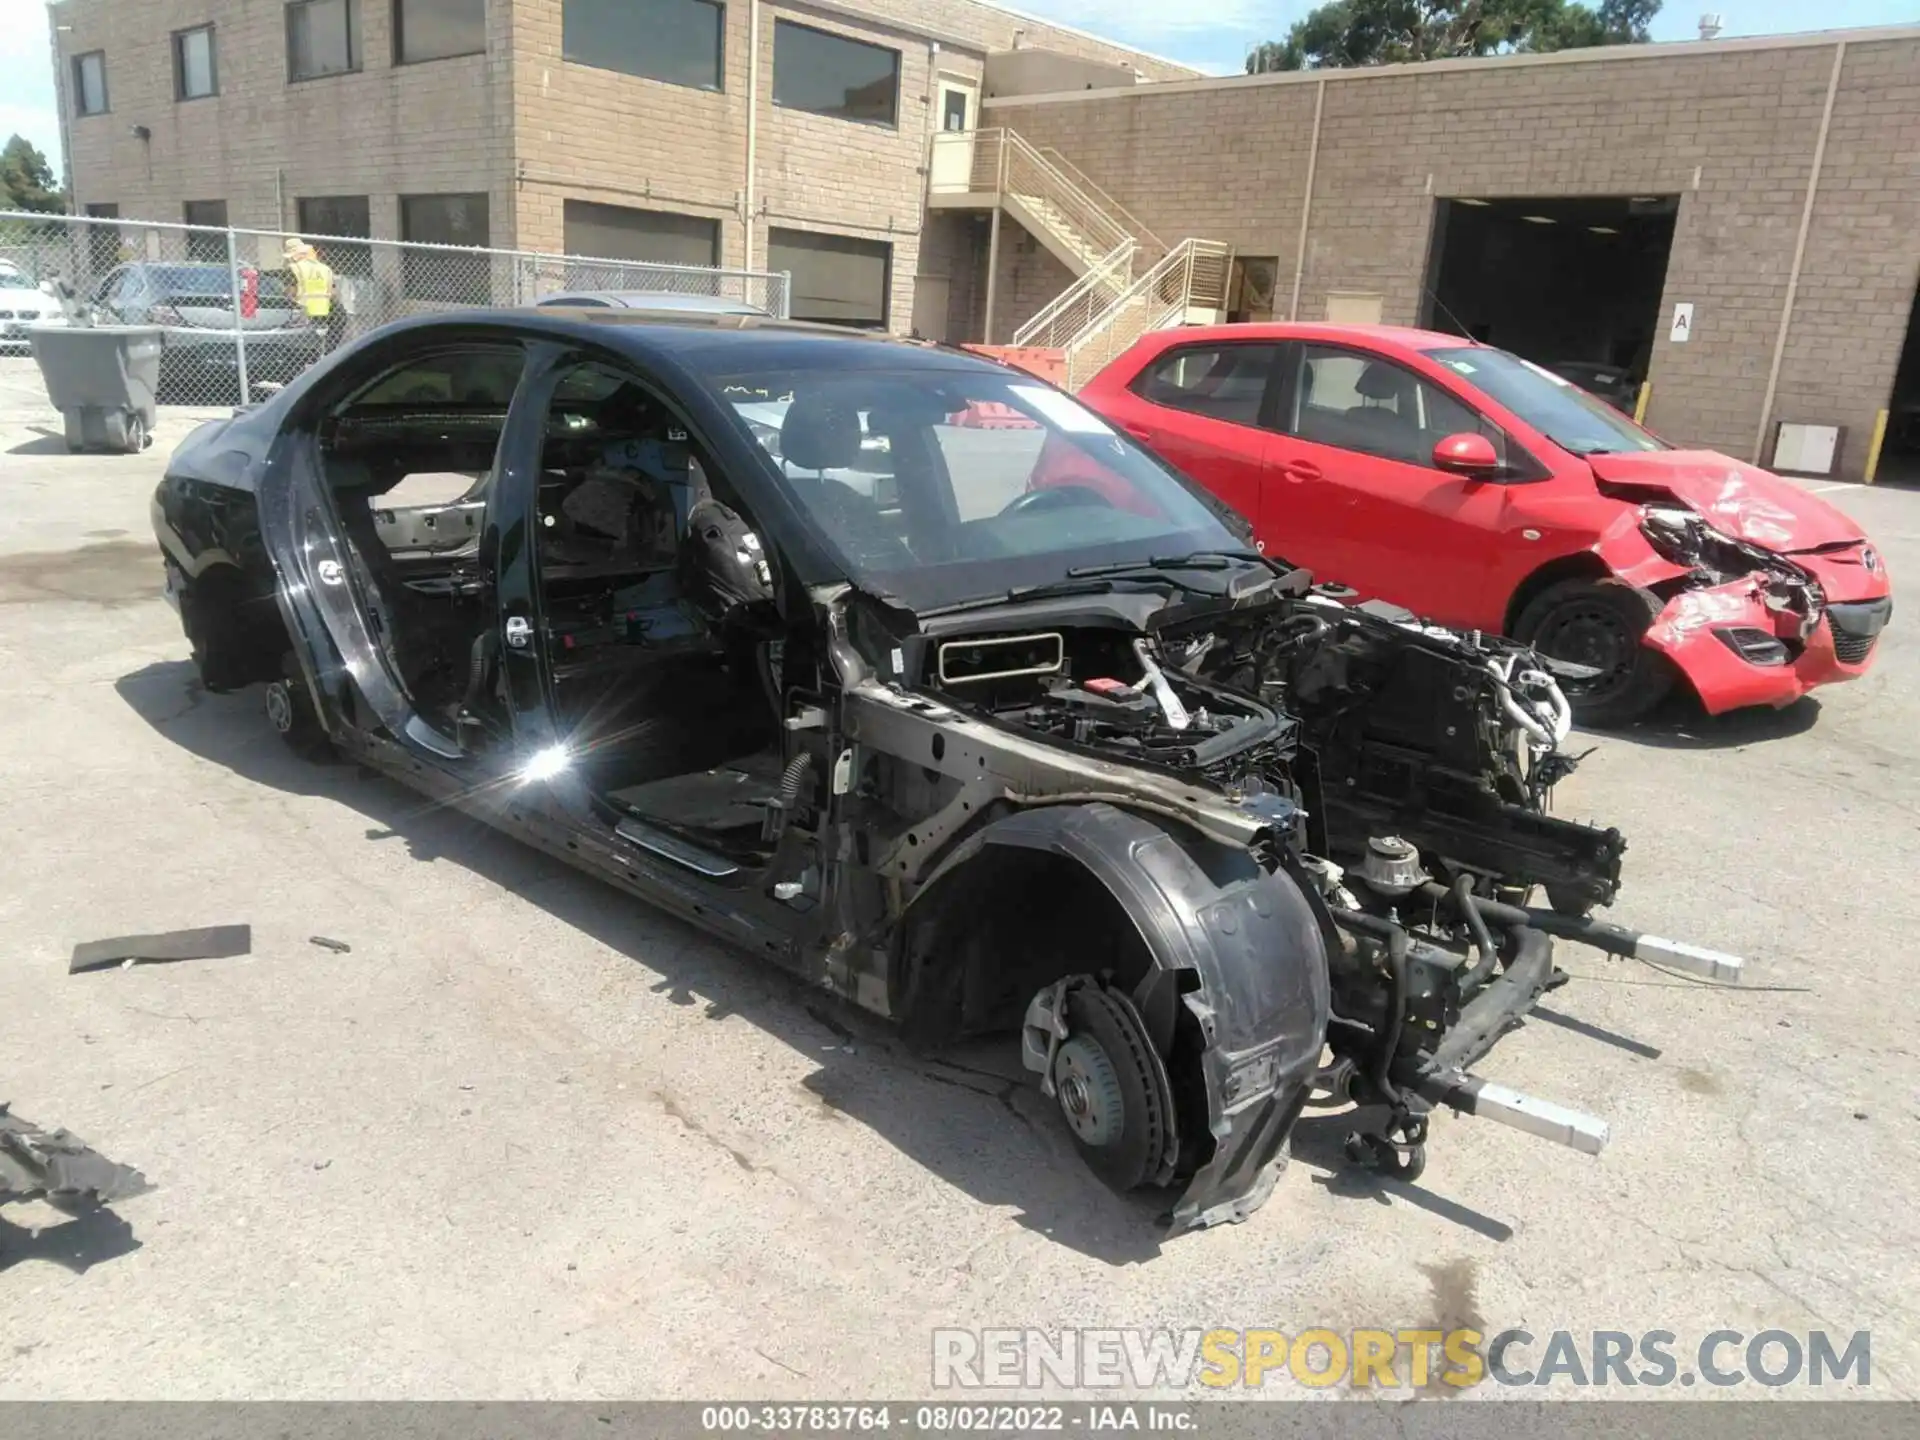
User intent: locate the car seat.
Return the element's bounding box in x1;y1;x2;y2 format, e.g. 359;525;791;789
778;392;908;565
1351;362;1425;463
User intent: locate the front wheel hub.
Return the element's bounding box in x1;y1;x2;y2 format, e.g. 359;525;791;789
1033;983;1178;1193
1052;1035;1125;1147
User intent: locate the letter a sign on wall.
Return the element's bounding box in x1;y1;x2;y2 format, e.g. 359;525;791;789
1669;302;1694;343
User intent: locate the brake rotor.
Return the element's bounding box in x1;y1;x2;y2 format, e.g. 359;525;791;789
1052;985;1178;1192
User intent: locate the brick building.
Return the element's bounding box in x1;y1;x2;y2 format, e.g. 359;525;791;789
976;23;1920;479
48;0;1193;336
49;8;1920;477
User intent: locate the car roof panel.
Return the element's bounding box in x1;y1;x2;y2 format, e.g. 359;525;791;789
388;309;1011;377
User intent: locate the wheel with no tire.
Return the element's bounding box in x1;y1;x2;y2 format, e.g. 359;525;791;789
1049;985;1174;1193
266;676;333;760
122;411;148;454
1516;578;1673;727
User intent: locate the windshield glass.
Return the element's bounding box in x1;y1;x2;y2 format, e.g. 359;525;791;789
1427;346;1664;456
706;367;1252;610
0;271;35;290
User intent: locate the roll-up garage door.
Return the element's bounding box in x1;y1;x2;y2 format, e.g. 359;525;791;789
564;201;720;268
767;228;891;328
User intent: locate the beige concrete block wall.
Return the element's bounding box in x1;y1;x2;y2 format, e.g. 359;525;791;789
512;0;1194;325
752;2;951;329
56;0;511;241
987;31;1920;476
980;221;1075;343
914;209;988;340
1769;38;1920;473
509;0;750;263
55;0;1191;331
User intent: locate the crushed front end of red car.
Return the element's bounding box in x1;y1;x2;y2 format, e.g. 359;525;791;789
1629;507;1892;713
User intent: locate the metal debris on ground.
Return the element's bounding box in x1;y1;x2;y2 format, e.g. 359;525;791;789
69;924;252;974
308;935;352;954
0;1103;149;1213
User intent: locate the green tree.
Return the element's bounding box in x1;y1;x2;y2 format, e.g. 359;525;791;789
1245;0;1661;73
0;135;64;213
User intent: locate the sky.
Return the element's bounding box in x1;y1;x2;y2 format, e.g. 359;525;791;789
0;0;1915;177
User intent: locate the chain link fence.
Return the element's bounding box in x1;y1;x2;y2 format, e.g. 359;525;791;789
0;210;791;419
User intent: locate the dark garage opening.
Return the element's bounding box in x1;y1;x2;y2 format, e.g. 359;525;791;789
1422;195;1678;410
1881;276;1920;485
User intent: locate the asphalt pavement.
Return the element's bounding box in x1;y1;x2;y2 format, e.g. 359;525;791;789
0;408;1916;1400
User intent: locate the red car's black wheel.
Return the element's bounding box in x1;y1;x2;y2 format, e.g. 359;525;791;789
1516;579;1673;727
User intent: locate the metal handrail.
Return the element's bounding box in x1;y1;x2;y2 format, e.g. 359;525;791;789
971;129;1138;269
1011;240;1137;348
1061;239;1234;389
1036;147;1167;259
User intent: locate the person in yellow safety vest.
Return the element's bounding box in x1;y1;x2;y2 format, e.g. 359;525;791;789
283;237;340;355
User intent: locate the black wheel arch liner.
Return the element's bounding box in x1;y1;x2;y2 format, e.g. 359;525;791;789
900;801;1330;1233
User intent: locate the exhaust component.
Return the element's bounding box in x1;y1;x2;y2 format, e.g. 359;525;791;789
1418;1070;1611;1156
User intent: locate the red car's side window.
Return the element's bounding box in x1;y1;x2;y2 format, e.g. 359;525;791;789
1289;346;1494;468
1131;343;1279;427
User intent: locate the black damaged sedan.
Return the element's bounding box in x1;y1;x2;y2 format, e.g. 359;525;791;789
151;309;1745;1231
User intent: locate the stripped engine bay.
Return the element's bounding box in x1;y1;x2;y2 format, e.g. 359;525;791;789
853;562;1745;1223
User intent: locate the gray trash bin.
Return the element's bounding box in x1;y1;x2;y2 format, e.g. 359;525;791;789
28;324;162;454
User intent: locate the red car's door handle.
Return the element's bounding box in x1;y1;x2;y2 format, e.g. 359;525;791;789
1122;424;1155;443
1279;459;1322;482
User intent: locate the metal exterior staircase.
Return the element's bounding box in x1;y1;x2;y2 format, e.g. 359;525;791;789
1047;239;1234;390
929;126;1231;388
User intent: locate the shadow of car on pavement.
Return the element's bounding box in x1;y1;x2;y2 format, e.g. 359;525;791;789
114;659;1182;1264
1578;690;1822;750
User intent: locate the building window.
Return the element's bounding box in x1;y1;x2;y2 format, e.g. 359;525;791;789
297;195;374;275
182;200;229;262
767;227;890;328
174;26;218;100
562;0;723;93
399;193;490;302
563;200;719;269
396;0;487;65
287;0;360;81
73;51;109;116
773;21;897;126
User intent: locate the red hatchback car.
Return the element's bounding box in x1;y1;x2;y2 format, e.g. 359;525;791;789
1077;324;1892;723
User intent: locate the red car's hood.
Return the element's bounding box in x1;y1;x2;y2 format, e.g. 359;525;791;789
1586;450;1863;552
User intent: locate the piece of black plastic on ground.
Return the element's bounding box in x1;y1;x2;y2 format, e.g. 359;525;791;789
69;924;253;974
308;935;352;953
0;1105;152;1210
